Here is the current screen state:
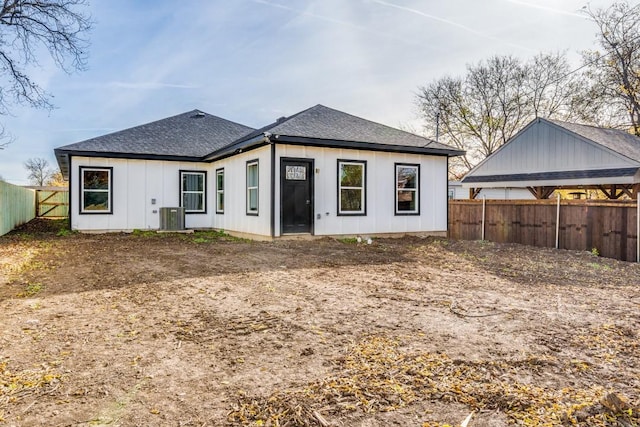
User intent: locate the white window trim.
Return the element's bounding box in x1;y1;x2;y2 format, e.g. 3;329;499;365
395;163;420;215
79;166;112;214
180;170;206;214
246;160;259;215
216;168;224;214
337;160;366;215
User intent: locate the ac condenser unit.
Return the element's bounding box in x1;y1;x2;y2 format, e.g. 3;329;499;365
159;207;185;231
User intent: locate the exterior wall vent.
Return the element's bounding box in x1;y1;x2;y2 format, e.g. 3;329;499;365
159;207;185;231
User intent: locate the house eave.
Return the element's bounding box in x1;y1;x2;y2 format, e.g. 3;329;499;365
203;134;271;161
461;167;640;188
54;149;205;180
269;135;465;157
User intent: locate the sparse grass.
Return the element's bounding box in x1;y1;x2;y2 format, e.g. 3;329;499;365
337;236;375;245
183;230;243;243
337;237;358;244
131;229;157;238
17;282;44;298
588;262;611;270
56;228;77;237
130;228;241;243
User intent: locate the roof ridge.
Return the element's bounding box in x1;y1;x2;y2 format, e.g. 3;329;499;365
222;104;328;147
56;108;255;150
545;117;631;133
308;104;439;146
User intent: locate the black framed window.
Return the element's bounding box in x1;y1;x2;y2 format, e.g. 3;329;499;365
180;170;206;213
337;160;366;215
216;168;224;214
79;167;112;214
246;160;259;215
395;163;420;215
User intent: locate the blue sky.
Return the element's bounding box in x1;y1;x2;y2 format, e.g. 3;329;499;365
0;0;612;184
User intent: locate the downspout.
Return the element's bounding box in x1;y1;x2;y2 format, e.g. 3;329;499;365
446;156;449;237
268;134;275;239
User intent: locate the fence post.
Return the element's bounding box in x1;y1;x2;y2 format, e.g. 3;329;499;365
481;196;486;241
637;200;639;263
556;193;561;249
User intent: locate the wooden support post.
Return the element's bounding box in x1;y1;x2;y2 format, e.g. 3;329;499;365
527;186;556;199
555;193;560;249
619;185;634;199
469;187;481;199
481;196;486;241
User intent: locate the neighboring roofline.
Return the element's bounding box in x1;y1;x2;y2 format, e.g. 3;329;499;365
464;118;541;177
544;118;640;165
462;167;639;185
269;134;464;157
23;185;69;191
465;117;640;178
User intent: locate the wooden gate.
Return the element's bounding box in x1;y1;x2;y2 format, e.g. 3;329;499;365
37;189;69;218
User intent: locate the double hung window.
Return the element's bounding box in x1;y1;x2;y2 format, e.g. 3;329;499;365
80;167;112;214
395;164;419;215
246;160;259;215
180;171;206;213
337;160;366;215
216;168;224;214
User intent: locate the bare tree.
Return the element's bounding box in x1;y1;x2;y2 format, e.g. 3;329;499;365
416;52;591;177
24;157;52;186
582;2;640;134
0;0;91;148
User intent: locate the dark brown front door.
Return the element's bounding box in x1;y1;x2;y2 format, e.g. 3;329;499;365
281;159;313;234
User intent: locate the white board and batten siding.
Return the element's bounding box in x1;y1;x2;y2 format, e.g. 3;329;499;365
275;145;448;236
211;146;272;237
71;146;448;237
466;119;640;187
70;156;213;232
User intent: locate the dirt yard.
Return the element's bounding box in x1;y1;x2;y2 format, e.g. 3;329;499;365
1;220;639;427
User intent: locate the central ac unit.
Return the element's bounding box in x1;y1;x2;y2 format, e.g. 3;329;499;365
159;207;185;231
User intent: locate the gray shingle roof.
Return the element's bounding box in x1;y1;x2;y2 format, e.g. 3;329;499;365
247;104;457;151
56;105;464;176
56;110;255;158
547;118;640;163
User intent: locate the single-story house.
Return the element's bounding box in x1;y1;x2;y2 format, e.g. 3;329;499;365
462;118;640;199
54;104;463;239
448;181;534;200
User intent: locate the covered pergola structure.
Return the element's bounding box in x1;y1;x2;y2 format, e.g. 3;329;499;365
462;118;640;200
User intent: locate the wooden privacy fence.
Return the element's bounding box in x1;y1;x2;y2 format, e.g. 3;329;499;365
448;199;639;262
0;181;36;236
37;189;69;217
